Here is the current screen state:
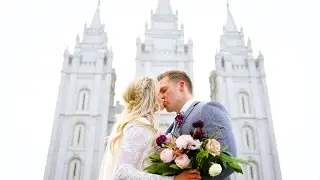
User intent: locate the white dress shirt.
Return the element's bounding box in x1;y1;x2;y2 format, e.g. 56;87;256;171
179;98;196;115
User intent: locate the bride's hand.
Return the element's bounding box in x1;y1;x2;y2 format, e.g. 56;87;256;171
174;169;201;180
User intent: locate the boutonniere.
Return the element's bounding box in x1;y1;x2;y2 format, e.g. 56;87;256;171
175;113;184;125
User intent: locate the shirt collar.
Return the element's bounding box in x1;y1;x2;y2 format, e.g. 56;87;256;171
180;98;195;115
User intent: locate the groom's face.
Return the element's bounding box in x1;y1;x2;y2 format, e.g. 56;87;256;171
159;77;182;112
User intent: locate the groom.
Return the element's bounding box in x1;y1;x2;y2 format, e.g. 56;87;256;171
157;70;237;180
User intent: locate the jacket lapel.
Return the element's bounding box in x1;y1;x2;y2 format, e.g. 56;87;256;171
174;101;200;136
182;101;200;121
166;123;174;134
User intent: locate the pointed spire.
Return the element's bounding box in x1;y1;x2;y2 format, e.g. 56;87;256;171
258;50;264;60
188;37;193;45
90;0;101;28
156;0;173;15
64;46;69;56
76;34;80;44
180;23;184;30
136;37;141;44
224;0;237;32
247;38;252;52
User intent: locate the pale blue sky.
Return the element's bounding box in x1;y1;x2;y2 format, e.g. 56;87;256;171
1;0;319;179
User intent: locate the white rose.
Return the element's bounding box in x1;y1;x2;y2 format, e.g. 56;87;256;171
209;163;222;177
206;139;221;156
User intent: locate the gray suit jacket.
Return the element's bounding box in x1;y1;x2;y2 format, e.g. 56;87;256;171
166;101;237;180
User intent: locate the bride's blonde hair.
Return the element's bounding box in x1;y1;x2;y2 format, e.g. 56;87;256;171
109;76;160;154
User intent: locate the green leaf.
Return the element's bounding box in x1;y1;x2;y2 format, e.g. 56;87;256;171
169;164;181;170
144;161;183;176
218;153;233;163
151;159;162;163
230;157;251;165
219;152;250;165
197;148;209;159
196;148;209;169
221;145;228;152
227;161;243;174
161;169;180;176
144;164;160;174
149;153;161;160
157;165;170;174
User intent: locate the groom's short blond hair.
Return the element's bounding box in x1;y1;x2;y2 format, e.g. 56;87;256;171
157;70;193;94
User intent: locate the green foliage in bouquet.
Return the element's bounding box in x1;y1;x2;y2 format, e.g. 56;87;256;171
144;120;250;177
144;153;181;176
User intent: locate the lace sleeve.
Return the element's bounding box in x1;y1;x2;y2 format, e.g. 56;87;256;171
114;125;174;180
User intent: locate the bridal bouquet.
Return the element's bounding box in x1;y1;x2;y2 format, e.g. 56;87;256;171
144;120;249;177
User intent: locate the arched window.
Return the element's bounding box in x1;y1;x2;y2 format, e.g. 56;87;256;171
239;92;251;115
255;61;259;68
103;55;107;65
72;124;85;147
141;43;145;52
247;161;259;180
221;57;225;68
68;56;73;65
77;89;90;111
184;45;189;53
67;159;81;180
242;125;256;151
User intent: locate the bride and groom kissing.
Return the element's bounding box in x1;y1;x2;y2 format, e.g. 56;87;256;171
98;70;237;180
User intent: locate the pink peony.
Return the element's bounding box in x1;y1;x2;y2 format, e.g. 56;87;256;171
174;154;191;169
165;133;173;144
176;135;195;150
160;149;174;163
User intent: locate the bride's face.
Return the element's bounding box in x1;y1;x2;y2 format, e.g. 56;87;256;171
155;83;164;111
156;93;165;110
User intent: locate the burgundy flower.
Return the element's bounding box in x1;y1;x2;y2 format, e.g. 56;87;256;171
175;114;184;125
192;120;204;128
156;135;167;147
193;130;204;139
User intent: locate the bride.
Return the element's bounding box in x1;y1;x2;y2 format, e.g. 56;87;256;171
97;77;201;180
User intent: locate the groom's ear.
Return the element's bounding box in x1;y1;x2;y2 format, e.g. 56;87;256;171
178;81;186;91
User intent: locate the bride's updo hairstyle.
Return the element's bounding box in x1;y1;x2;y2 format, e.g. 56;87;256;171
109;76;160;154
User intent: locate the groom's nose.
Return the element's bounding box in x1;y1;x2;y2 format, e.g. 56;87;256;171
158;93;165;99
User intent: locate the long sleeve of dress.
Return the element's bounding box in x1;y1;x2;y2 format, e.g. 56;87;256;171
114;125;174;180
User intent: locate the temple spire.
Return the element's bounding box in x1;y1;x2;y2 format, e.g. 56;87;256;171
224;0;237;31
247;37;252;52
90;0;101;28
156;0;173;15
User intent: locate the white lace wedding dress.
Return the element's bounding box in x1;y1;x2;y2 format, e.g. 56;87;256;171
97;118;174;180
